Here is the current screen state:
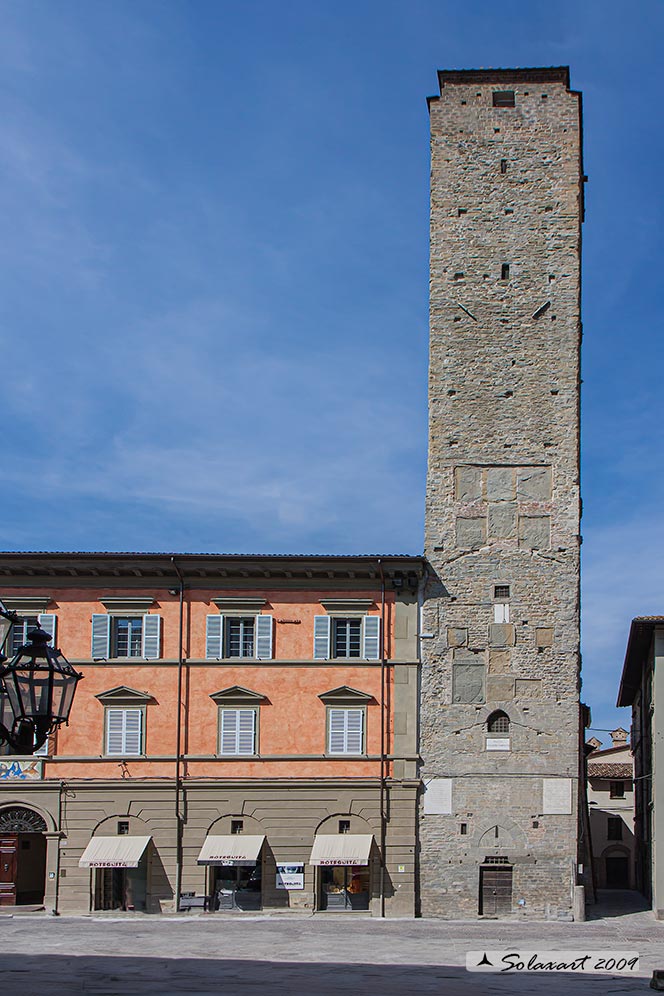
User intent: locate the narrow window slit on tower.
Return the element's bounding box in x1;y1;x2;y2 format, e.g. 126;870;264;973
493;91;515;107
500;159;508;174
532;301;551;320
453;272;464;280
501;264;510;280
504;208;513;214
457;208;467;216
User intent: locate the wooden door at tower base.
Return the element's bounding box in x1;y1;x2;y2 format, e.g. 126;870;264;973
479;865;512;915
0;835;18;906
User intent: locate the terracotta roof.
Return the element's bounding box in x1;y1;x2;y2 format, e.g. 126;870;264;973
588;763;632;779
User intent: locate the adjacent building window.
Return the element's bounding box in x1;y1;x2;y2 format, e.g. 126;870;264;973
113;617;143;658
231;819;244;835
313;615;381;660
333;618;362;657
338;819;351;834
9;614;57;655
205;614;273;660
105;708;143;756
607;817;623;841
609;781;625;799
225;618;255;658
219;708;257;756
91;613;161;660
327;708;365;755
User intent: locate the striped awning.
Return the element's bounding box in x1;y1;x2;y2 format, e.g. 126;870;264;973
309;834;374;866
79;835;151;869
197;835;265;866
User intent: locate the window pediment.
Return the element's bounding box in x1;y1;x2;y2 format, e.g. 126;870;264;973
318;685;374;704
210;685;267;705
211;597;266;615
319;599;374;615
95;686;154;704
1;595;53;613
99;597;155;614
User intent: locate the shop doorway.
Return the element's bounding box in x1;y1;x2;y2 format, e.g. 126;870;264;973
320;865;370;911
212;863;262;911
479;863;513;915
0;808;47;906
94;858;148;911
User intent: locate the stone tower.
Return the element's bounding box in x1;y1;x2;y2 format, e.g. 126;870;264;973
420;67;583;919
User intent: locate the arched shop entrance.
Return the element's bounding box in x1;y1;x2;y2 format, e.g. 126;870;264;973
0;806;47;907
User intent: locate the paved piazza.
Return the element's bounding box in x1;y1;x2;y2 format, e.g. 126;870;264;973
0;896;661;995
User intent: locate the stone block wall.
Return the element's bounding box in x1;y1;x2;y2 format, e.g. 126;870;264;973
421;67;582;919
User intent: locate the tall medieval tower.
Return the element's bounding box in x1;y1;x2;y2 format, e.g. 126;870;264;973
420;68;583;919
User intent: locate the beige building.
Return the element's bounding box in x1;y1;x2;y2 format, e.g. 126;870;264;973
587;729;635;890
420;67;585;919
618;616;664;918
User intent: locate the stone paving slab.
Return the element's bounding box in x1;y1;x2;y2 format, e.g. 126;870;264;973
0;906;661;995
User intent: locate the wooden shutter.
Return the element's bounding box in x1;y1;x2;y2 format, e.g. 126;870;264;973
255;615;273;660
328;709;347;754
38;614;57;644
220;709;238;754
106;708;142;755
237;709;256;754
328;708;364;754
206;615;224;659
362;616;381;660
345;708;364;753
142;614;161;659
91;614;110;659
313;616;330;660
220;708;257;755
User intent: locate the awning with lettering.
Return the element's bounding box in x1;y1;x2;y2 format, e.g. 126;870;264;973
309;834;374;866
79;835;151;869
197;835;265;866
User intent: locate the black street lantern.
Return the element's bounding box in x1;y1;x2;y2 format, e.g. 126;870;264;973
0;611;83;755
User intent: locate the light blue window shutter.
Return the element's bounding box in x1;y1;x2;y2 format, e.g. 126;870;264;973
314;616;330;660
237;709;256;754
106;709;126;754
123;708;143;755
363;616;381;660
328;709;347;754
220;709;239;754
38;613;57;644
142;614;161;660
346;709;364;753
91;614;110;659
255;615;273;660
206;615;224;659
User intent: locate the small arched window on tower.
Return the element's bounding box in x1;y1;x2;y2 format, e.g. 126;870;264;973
486;711;511;752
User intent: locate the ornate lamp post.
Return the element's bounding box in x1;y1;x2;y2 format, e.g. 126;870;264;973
0;602;83;755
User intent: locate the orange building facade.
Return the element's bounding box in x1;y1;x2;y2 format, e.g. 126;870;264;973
0;552;424;916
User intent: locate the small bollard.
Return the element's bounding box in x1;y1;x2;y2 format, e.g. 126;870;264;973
651;970;664;991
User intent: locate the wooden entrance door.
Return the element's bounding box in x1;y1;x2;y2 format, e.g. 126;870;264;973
605;855;629;888
0;835;18;906
479;865;512;915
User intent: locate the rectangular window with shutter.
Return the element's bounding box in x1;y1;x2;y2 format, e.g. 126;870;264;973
327;708;365;755
218;708;257;755
10;616;39;655
105;708;144;756
316;616;381;661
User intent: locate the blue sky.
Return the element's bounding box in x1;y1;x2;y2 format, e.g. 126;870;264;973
1;0;662;739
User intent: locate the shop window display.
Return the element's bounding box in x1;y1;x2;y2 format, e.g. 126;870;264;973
321;865;370;910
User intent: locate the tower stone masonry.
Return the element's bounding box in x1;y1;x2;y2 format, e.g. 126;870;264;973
420;67;583;919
